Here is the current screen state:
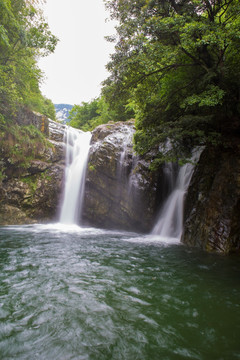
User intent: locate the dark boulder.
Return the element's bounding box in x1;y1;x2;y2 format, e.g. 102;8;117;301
182;141;240;254
82;121;159;232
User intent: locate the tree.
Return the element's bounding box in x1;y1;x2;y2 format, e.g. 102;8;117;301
69;96;132;131
69;99;100;131
103;0;240;163
0;0;58;121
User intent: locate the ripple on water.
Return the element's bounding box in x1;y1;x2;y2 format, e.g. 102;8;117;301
0;225;240;359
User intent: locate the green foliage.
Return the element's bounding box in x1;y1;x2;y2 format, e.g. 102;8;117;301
181;85;225;108
21;175;38;194
69;99;99;131
104;0;240;163
0;168;6;183
0;0;58;120
0;0;57;179
69;96;128;131
88;164;96;172
40;98;56;120
1;123;52;171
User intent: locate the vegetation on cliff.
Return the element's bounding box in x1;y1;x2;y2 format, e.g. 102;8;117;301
102;0;240;165
0;115;66;225
0;122;53;182
0;0;57;125
0;0;58;180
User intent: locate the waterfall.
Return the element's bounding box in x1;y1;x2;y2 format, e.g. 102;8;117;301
152;162;194;239
152;149;202;239
117;125;134;179
116;125;135;201
60;127;92;225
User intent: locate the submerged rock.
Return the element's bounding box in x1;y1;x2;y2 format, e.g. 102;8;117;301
82;121;159;232
182;142;240;254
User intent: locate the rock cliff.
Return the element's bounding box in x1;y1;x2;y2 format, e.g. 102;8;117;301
82;121;159;232
2;111;239;254
182;141;240;254
0;116;161;230
0;113;65;225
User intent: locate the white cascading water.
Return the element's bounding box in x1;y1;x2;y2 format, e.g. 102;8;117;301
152;162;195;239
60;127;92;225
117;125;134;179
152;146;203;240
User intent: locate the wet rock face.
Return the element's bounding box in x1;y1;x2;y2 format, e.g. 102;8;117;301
48;119;66;142
0;114;66;225
182;143;240;254
15;108;50;136
0;164;64;224
82;121;158;232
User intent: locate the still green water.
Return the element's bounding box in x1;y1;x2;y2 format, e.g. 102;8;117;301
0;224;239;360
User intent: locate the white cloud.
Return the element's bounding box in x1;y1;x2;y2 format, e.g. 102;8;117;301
38;0;116;105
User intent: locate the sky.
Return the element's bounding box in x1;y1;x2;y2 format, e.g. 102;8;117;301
38;0;116;105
